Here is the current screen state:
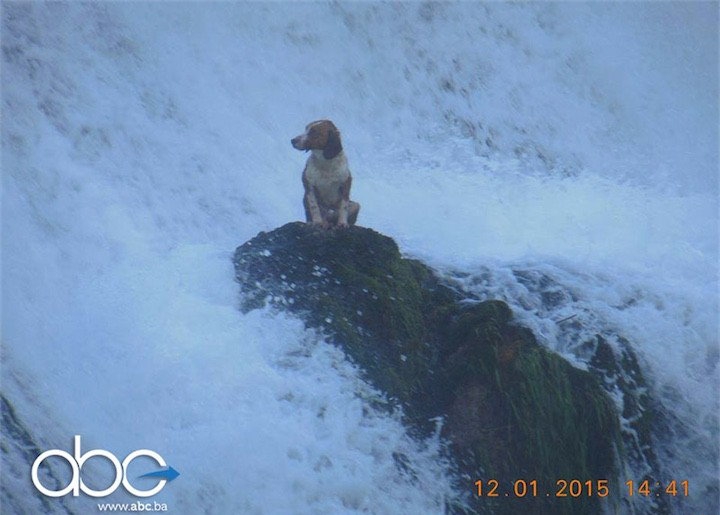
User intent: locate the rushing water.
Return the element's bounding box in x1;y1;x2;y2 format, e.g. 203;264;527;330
2;2;717;513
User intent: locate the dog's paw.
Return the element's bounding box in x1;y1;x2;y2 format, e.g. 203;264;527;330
310;220;331;230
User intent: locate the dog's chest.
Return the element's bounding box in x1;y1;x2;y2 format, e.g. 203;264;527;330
305;154;350;203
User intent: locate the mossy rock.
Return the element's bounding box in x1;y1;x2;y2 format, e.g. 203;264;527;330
234;223;621;514
437;302;620;514
234;223;457;407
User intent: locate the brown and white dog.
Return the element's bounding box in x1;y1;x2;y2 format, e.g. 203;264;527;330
291;120;360;229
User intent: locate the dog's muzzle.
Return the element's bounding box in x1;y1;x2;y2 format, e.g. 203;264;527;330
291;135;308;151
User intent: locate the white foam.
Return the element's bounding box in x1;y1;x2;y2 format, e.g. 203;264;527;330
3;2;717;512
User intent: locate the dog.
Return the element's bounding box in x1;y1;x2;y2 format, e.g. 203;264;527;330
291;120;360;229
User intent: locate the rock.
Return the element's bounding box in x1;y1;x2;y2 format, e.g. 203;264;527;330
1;395;78;515
234;222;621;514
587;335;669;515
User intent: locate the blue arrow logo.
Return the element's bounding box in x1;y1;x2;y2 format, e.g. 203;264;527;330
138;466;180;482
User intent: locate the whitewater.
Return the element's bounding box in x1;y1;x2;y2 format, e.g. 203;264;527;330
2;2;717;514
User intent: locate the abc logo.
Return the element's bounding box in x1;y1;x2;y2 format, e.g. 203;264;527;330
32;436;169;498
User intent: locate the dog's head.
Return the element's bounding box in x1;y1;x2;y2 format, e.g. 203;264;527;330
291;119;342;160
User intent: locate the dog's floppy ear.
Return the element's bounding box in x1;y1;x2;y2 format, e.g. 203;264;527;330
323;126;342;160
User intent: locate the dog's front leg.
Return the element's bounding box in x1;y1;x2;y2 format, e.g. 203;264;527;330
337;198;349;227
336;176;352;228
303;172;326;226
304;190;323;224
304;190;330;229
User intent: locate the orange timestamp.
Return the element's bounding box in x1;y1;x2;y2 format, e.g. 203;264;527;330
625;479;689;497
475;479;611;498
475;479;690;498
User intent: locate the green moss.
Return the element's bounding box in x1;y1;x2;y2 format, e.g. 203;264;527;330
507;347;619;478
234;223;624;515
434;301;620;514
